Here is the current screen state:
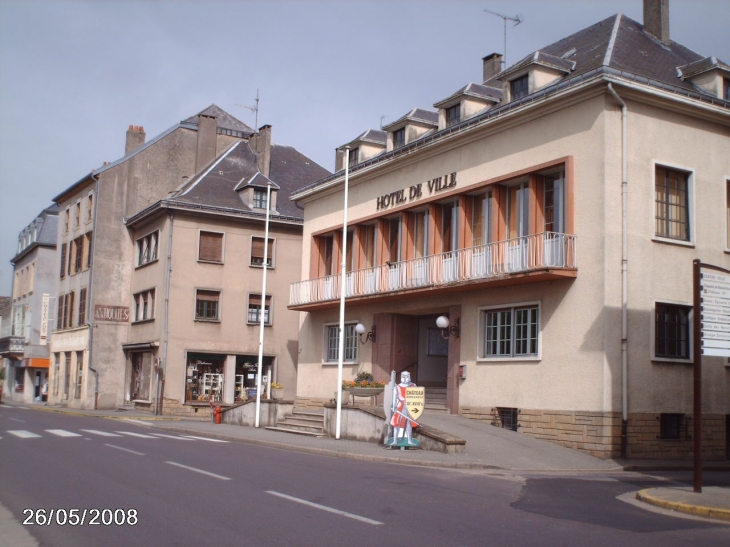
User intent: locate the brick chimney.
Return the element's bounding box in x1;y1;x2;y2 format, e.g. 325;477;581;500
125;125;146;155
195;114;217;171
644;0;670;45
482;53;504;83
250;124;272;178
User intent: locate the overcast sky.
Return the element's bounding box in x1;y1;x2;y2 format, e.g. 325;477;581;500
1;0;728;295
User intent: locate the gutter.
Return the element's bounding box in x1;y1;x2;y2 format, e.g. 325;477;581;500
87;172;101;410
158;211;174;416
607;83;629;459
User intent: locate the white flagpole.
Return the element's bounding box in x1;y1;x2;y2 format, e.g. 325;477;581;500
255;182;272;428
335;147;351;440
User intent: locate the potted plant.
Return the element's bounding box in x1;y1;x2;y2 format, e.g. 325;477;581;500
270;382;284;400
342;371;385;398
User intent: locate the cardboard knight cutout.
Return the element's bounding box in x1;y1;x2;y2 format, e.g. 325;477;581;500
385;371;422;449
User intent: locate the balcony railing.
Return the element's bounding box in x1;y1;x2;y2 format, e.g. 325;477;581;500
0;322;26;339
290;232;576;306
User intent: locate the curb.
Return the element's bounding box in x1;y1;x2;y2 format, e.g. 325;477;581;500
636;489;730;522
20;404;182;421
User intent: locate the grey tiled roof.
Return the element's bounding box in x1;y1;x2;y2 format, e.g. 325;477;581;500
434;82;502;108
183;104;254;136
677;56;730;79
382;108;438;131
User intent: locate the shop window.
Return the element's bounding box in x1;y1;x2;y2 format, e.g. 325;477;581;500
78;288;87;325
445;104;460;127
136;230;159;267
199;231;224;262
655;166;690;241
14;367;24;393
655;303;691;360
134;289;156;322
74;351;83;399
130;352;152;401
234;356;272;402
481;304;539;359
325;322;358;363
247;294;272;325
659;413;685;440
511;74;529;100
53;353;60;396
195;289;220;321
185;356;224;402
250;237;274;267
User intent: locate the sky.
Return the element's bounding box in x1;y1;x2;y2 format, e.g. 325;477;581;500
1;0;729;295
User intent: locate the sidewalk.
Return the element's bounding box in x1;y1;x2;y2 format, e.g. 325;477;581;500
9;400;730;522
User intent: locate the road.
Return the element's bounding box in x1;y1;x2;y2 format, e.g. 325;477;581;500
1;405;728;546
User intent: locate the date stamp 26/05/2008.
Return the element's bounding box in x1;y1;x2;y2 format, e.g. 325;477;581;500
22;508;138;526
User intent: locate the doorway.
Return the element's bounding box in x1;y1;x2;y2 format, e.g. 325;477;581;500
417;316;448;387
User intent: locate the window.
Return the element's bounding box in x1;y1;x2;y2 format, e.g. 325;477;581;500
441;202;459;253
445;104;460;127
660;413;685;440
325;323;358;362
65;292;74;329
724;78;730;101
250;237;274;267
388;217;401;262
57;293;65;330
348;148;359;168
87;193;94;222
393;128;406;149
198;231;224;262
726;180;730;248
481;304;539;358
78;288;87;325
247;294;272;325
74;351;83;399
74;235;84;274
134;289;155;322
511;74;529;100
321;235;335;276
29;263;35;293
195;289;220;321
472;191;493;246
64;208;70;233
253;189;268;209
544;171;565;233
136;231;158;266
60;243;67;278
655;166;690;241
655;303;691;359
413;210;429;258
130;352;152;401
84;232;93;269
75;202;81;228
363;224;377;268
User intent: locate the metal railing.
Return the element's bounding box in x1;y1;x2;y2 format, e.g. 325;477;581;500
290;232;576;306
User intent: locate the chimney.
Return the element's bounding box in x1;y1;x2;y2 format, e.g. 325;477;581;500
644;0;670;45
251;124;272;178
195;114;217;171
335;148;345;172
482;53;504;83
125;125;146;155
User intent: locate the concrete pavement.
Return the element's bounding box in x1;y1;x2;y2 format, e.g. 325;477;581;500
4;400;730;523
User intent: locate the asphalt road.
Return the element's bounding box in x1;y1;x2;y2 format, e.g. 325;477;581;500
1;405;728;547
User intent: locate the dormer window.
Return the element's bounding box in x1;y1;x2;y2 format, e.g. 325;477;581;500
511;75;529;100
445;104;460;127
724;77;730;100
393;128;405;149
253;188;268;209
349;148;359;167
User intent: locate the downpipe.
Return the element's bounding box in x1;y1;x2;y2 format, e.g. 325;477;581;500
158;211;174;415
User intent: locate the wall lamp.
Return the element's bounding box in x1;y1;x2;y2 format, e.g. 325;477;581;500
436;316;460;339
355;323;376;344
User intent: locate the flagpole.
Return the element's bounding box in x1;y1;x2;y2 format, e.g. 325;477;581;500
255;182;272;428
335;147;350;440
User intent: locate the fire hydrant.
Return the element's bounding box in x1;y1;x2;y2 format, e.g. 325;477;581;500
213;405;222;425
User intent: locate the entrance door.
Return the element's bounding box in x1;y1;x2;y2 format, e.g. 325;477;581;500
34;371;42;399
417;317;448;387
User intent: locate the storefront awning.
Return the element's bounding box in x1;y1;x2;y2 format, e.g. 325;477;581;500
24;358;50;369
121;341;160;351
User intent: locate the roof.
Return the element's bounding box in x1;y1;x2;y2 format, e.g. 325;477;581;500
434;82;502;108
148;139;330;221
677;56;730;80
382;108;438;131
11;204;59;263
340;129;386;149
0;296;11;312
183;104;254;137
293;12;730;199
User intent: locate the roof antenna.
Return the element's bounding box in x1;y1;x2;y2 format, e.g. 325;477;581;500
236;88;260;131
380;115;387;129
483;9;523;67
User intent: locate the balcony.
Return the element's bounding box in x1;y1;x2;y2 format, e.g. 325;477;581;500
0;323;26;356
290;232;577;310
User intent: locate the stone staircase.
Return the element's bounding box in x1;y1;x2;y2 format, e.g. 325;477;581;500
265;409;326;437
424;387;449;415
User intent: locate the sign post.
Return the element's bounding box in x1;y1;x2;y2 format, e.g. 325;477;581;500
693;259;730;493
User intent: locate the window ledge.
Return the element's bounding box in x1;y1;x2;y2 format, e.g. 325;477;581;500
652;357;693;365
135;258;160;270
246;322;272;327
197;259;224;265
477;356;541;363
250;263;274;269
132;318;155;325
651;237;694;248
322;361;358;366
194;318;221;323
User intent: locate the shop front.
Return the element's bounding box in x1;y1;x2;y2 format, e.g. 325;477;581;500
185;352;275;405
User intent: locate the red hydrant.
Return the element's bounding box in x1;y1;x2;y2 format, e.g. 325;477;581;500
213;405;222;425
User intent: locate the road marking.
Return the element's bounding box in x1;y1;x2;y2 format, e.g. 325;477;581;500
165;461;232;480
9;417;25;422
46;429;83;437
7;430;41;438
105;444;145;456
115;431;158;438
81;429;123;437
151;433;194;440
125;419;153;426
179;435;229;443
265;491;384;526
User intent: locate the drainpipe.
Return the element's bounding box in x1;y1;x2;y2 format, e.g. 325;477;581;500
607;83;628;459
87;172;101;409
158;211;174;415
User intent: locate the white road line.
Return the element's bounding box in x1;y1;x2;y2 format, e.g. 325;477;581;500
179;435;229;443
125;419;153;426
105;444;145;456
115;431;158;439
151;433;194;440
265;491;384;526
7;430;41;438
46;429;83;437
165;461;231;480
80;429;123;437
9;417;25;422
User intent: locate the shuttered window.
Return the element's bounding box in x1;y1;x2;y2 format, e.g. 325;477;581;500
57;292;65;329
199;232;224;262
195;290;220;320
60;243;67;278
78;288;87;325
250;237;274;266
74;236;84;273
247;294;272;324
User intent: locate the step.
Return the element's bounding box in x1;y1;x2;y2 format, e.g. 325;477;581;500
290;410;325;418
276;422;325;434
282;416;324;427
265;426;326;437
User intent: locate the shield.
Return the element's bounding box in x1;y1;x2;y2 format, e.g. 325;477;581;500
405;386;425;421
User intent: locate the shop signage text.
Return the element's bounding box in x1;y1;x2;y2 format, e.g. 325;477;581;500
376;172;458;211
94;305;130;322
40;294;50;345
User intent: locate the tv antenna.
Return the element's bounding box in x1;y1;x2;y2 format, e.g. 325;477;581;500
483;8;523;67
236;88;260;130
380;115;387;129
